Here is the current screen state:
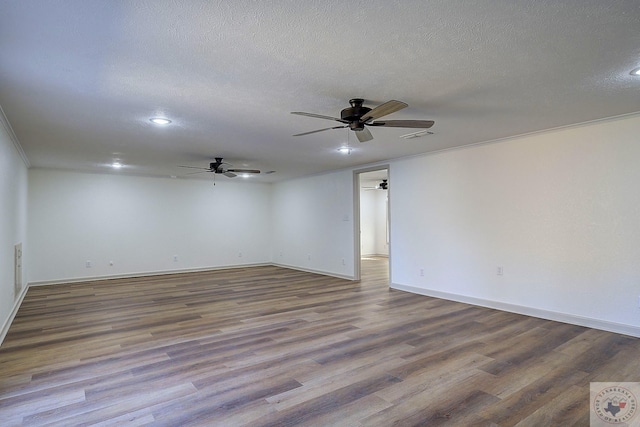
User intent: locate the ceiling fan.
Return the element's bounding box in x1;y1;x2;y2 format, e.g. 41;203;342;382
178;157;260;178
291;98;434;142
363;179;388;190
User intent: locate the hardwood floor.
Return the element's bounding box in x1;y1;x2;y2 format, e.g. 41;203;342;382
1;258;639;426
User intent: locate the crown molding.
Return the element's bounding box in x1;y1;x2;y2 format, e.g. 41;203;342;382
0;104;30;168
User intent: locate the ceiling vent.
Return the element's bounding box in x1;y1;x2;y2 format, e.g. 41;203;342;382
400;130;434;139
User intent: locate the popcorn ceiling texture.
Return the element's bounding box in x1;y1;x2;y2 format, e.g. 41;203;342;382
0;0;639;181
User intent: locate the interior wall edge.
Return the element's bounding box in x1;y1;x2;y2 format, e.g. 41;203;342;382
391;283;640;339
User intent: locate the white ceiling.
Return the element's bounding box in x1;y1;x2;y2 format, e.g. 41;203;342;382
1;1;639;183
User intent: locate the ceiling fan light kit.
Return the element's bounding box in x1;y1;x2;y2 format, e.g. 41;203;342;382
149;117;172;125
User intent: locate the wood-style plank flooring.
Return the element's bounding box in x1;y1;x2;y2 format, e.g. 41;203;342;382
1;258;639;426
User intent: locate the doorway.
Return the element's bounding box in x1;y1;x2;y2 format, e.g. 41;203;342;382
354;167;390;283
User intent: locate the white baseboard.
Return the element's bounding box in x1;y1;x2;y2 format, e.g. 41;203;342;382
1;262;352;345
7;269;636;347
27;263;271;287
0;285;29;346
391;283;640;338
270;262;356;281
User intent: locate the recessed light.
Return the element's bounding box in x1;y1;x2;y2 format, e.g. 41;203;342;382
150;117;171;125
338;147;352;154
630;67;640;76
112;162;123;169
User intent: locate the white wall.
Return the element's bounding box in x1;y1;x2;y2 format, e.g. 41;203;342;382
374;190;389;256
360;188;376;256
390;114;640;336
360;188;389;257
0;112;29;338
271;170;354;278
28;170;272;283
8;112;640;339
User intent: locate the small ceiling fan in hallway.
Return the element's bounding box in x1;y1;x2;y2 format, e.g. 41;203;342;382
363;179;388;190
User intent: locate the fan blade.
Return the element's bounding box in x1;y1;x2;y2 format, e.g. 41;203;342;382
291;112;347;123
224;171;237;178
183;170;210;175
355;127;373;142
178;165;212;170
370;120;434;128
361;100;407;122
227;169;260;174
293;125;347;136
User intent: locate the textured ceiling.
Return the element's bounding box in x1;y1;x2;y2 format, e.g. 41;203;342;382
1;1;639;182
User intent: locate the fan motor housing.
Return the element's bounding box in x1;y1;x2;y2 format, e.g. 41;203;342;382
341;99;371;130
210;161;223;172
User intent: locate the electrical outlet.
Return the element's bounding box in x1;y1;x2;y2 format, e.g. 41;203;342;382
85;260;92;268
238;252;243;258
497;266;504;276
173;255;178;262
420;268;424;277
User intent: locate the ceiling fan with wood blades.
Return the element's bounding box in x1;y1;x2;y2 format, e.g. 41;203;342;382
292;99;434;142
178;157;260;178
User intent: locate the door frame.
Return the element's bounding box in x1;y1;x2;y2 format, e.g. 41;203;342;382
352;165;391;282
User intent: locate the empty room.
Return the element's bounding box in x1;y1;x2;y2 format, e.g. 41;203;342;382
1;1;640;425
